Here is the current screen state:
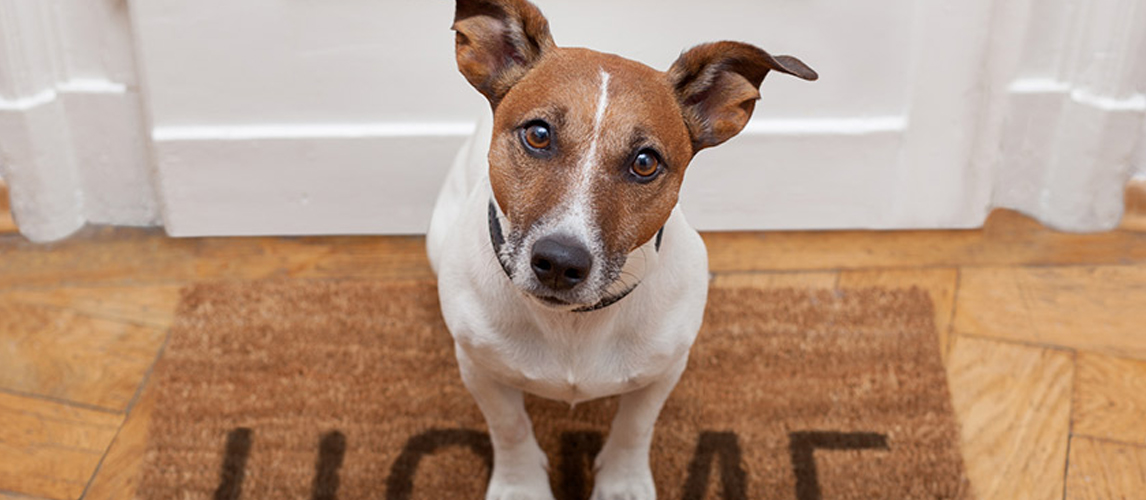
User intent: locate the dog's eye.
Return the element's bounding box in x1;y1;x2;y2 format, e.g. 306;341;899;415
631;150;660;178
522;123;552;150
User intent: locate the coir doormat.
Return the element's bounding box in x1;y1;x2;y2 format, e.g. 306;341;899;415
138;281;972;499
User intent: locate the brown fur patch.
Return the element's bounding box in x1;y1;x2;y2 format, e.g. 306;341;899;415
489;48;692;257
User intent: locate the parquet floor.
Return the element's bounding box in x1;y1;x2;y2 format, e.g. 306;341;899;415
1;178;1145;500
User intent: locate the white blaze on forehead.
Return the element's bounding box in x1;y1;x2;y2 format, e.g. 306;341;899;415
587;70;610;172
571;69;611;205
518;70;612;297
562;70;610;243
513;70;614;295
512;69;644;303
592;70;611;141
541;69;612;242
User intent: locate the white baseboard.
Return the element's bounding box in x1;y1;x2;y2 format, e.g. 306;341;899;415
154;117;927;236
155;127;470;236
682;126;912;231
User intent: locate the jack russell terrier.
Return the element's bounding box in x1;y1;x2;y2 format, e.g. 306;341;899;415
427;0;816;497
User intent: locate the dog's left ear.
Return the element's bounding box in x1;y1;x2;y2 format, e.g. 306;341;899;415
453;0;555;108
668;41;817;152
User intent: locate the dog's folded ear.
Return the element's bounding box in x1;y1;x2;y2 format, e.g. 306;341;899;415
668;42;817;152
453;0;555;107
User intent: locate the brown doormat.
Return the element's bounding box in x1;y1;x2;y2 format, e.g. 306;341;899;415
138;281;972;500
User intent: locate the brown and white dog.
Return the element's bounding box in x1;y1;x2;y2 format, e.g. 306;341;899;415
427;1;816;498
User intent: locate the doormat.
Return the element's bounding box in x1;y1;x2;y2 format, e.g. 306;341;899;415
138;280;972;499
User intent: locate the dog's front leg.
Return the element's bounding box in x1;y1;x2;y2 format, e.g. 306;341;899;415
457;349;555;500
591;357;689;500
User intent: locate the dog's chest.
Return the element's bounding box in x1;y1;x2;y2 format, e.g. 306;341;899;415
458;318;685;404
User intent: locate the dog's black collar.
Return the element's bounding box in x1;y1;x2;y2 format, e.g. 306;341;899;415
488;199;663;313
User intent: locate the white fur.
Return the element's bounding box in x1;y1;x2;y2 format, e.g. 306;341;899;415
583;70;611;182
427;109;709;500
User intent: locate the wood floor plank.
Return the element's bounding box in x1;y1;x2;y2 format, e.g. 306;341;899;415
0;227;433;290
704;209;1146;273
1;493;50;500
946;335;1073;500
0;285;181;329
1073;352;1146;445
1;494;50;500
839;268;958;361
0;300;165;411
1120;178;1146;232
0;227;196;289
710;271;837;289
1065;436;1146;500
3;208;1145;291
0;392;122;500
83;386;154;500
953;265;1146;360
3;208;1146;291
0;180;16;234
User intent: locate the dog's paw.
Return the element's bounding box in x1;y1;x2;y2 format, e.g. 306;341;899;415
485;482;556;500
590;455;656;500
590;475;656;500
485;465;556;500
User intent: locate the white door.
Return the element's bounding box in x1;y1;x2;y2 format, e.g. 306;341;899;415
2;0;1144;241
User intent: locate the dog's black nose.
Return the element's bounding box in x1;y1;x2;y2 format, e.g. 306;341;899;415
531;235;592;291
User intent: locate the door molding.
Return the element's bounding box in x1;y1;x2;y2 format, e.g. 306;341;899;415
0;0;155;242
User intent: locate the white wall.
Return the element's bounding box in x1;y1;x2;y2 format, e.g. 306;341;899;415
2;0;1144;241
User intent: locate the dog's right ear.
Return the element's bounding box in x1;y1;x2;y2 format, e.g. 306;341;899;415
453;0;555;107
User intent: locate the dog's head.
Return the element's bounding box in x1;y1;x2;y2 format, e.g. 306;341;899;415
453;0;816;310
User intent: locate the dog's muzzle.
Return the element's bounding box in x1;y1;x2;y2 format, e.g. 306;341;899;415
487;199;663;312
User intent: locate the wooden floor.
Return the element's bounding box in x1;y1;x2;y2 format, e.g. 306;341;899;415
1;179;1145;500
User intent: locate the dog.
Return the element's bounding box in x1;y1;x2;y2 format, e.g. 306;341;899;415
427;1;816;498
